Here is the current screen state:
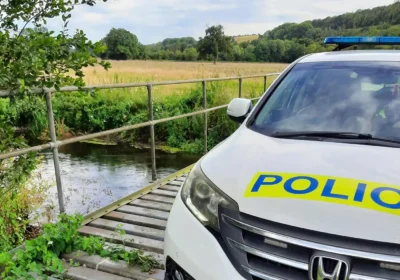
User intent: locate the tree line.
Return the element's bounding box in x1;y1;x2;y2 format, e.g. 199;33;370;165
99;2;400;64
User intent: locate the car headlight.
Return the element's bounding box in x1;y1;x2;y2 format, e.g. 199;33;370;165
181;162;238;231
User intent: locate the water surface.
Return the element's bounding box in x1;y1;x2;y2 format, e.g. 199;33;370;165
37;142;200;216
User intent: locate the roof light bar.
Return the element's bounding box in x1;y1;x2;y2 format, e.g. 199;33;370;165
324;36;400;46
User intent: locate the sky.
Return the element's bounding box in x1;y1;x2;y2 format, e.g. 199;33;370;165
46;0;395;45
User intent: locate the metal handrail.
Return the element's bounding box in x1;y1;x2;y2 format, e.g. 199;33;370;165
0;73;281;97
0;73;281;213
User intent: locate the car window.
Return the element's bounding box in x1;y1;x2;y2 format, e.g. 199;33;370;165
251;61;400;142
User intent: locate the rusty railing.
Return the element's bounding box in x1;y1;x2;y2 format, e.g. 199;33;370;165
0;73;280;214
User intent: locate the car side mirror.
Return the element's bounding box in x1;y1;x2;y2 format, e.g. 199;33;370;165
227;98;253;123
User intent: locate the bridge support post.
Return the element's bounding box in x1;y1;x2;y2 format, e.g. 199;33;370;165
45;89;65;213
147;85;157;182
264;75;267;92
202;81;208;154
239;77;243;98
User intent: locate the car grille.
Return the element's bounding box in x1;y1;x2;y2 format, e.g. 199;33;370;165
218;207;400;280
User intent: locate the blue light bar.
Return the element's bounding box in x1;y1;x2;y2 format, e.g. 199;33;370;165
324;36;400;45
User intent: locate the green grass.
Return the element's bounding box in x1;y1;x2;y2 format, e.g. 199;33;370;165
4;78;273;153
3;60;280;154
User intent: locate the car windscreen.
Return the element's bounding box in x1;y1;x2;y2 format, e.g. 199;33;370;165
250;61;400;143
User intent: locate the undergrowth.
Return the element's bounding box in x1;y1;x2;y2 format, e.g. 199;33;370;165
0;214;160;280
0;118;47;253
2;80;269;154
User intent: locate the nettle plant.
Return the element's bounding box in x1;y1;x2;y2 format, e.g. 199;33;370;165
0;0;111;93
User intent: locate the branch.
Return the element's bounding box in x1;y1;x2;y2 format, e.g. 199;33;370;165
17;0;54;38
17;17;35;38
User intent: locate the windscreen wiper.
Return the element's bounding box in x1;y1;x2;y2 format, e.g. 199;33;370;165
271;131;373;139
270;131;400;147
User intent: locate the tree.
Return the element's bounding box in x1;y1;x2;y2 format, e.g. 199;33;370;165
243;45;256;62
175;50;183;60
0;0;110;92
159;37;197;52
0;0;110;250
20;26;49;37
197;25;233;64
184;47;198;61
138;44;150;60
101;28;140;60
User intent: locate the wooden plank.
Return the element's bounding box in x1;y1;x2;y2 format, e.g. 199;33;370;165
103;242;164;264
150;189;177;198
116;205;169;221
167;181;183;187
129;199;172;212
175;177;186;182
63;264;135;280
141;194;175;204
63;253;164;280
159;185;180;192
79;226;164;254
82;166;193;226
104;211;167;230
88;218;165;241
31;273;58;280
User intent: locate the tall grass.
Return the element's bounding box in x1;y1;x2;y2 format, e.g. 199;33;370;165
83;60;286;84
6;61;285;153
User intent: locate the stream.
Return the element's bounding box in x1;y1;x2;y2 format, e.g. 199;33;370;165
36;142;200;218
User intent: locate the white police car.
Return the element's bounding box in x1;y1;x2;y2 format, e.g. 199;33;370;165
164;37;400;280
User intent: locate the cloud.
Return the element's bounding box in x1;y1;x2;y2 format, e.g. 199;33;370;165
221;22;278;36
257;0;394;22
46;0;394;44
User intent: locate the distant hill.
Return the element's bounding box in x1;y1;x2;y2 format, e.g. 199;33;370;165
136;2;400;63
310;2;400;30
233;35;259;43
267;2;400;42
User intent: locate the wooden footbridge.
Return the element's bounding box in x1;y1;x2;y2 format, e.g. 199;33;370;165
0;73;280;279
61;166;191;280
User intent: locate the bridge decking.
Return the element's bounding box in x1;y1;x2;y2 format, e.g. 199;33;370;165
61;166;192;280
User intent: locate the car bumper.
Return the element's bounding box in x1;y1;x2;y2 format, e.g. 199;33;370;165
164;192;245;280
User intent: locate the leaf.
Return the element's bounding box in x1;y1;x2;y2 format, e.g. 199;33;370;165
141;262;152;272
0;252;11;265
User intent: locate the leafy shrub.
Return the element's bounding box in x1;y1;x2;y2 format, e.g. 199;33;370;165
0;172;50;252
5;82;244;154
7;96;48;138
0;119;44;252
0;214;160;279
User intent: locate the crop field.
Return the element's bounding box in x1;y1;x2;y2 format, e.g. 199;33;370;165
233;35;260;43
2;60;287;154
83;60;287;102
85;60;285;83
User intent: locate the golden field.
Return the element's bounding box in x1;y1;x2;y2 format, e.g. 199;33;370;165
233;35;260;43
84;60;286;84
82;60;287;101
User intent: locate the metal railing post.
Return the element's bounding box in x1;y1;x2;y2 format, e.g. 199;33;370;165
264;75;267;92
239;77;243;98
202;81;208;154
45;89;65;213
0;74;283;204
147;85;157;182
